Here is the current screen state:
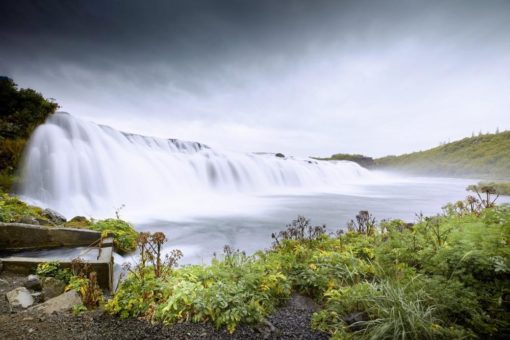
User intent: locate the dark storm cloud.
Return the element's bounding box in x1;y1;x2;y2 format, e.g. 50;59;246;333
1;0;509;156
2;0;505;87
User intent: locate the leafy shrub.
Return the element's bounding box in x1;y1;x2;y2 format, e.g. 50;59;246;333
36;261;72;284
108;241;291;333
72;303;88;316
107;206;510;337
88;218;138;254
66;258;103;309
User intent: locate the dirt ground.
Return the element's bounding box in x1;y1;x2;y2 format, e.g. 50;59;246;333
0;271;329;340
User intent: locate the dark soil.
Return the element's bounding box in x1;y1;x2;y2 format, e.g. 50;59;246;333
0;272;329;340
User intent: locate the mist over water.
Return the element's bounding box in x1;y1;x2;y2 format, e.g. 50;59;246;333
17;113;500;264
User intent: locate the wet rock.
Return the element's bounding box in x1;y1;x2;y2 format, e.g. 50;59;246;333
42;209;67;225
255;318;279;339
31;292;45;304
342;311;368;331
42;277;66;299
6;287;35;309
36;218;55;226
287;293;320;312
19;216;39;225
29;290;81;315
24;274;42;291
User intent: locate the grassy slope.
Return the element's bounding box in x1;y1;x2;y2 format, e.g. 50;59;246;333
375;131;510;179
313;153;375;168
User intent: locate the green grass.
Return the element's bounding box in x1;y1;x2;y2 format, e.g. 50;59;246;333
375;131;510;179
0;192;47;223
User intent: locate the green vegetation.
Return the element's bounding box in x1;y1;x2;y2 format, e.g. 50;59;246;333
375;131;510;179
107;235;289;333
0;77;59;191
36;259;103;310
36;261;72;284
0;192;48;223
314;153;375;168
0;192;138;253
87;218;138;254
108;200;510;338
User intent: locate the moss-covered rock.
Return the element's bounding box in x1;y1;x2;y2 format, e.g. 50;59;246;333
64;216;91;229
0;192;51;224
88;218;138;254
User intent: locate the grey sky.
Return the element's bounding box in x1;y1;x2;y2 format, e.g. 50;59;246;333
1;0;509;157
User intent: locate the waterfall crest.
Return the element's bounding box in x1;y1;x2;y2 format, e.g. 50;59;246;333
18;113;377;220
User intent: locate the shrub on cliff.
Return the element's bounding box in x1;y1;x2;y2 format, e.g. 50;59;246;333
0;76;59;190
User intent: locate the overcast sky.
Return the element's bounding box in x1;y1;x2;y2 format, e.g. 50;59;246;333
1;0;509;157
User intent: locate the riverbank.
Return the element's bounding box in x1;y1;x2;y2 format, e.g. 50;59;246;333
0;270;326;340
1;191;509;339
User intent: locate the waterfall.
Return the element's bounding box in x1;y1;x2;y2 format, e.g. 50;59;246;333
17;112;378;220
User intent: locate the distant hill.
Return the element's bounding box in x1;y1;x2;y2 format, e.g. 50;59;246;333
313;153;375;168
374;131;510;179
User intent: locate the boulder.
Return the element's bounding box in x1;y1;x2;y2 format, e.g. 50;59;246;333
42;208;67;224
255;318;279;340
342;311;368;331
288;293;320;312
275;153;285;158
6;287;35;309
24;274;42;291
65;216;91;228
29;290;81;315
19;216;39;225
31;292;45;303
42;277;66;299
35;218;55;226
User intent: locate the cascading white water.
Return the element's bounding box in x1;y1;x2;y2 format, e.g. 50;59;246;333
18;112;380;221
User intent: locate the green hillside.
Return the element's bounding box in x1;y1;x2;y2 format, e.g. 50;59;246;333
375;131;510;179
313;153;375;168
